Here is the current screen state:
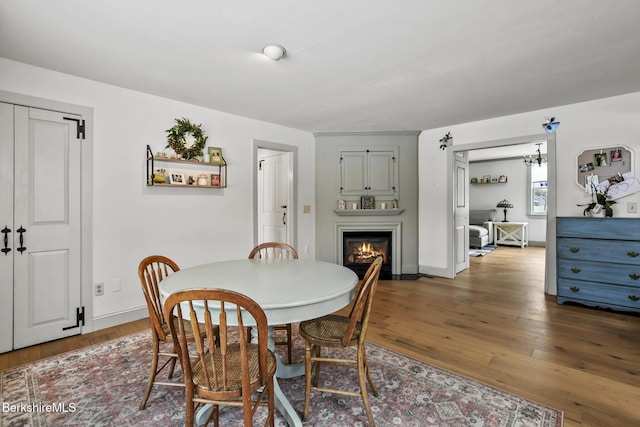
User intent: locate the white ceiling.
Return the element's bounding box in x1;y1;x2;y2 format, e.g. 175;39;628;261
2;0;640;133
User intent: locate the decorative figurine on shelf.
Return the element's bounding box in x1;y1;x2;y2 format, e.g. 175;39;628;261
166;117;208;160
188;176;195;185
392;199;399;209
152;168;166;183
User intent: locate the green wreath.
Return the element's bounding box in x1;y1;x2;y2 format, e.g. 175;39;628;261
166;117;208;160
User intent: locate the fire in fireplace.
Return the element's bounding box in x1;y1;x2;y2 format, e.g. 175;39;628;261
342;231;392;279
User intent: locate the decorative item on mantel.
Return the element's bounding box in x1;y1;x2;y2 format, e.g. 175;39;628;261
439;132;452;150
496;199;514;222
578;182;616;217
542;116;560;133
166;117;208;160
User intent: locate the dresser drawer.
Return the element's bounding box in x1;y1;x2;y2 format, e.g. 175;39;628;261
557;217;640;240
557;237;640;266
558;278;640;311
557;259;640;287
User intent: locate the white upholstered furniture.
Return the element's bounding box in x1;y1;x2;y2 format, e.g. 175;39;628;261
469;209;497;248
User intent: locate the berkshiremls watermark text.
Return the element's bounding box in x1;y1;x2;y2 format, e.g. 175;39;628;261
3;402;77;413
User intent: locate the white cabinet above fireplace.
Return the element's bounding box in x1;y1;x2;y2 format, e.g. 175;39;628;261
338;147;398;197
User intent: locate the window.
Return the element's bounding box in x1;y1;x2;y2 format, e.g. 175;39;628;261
529;164;547;216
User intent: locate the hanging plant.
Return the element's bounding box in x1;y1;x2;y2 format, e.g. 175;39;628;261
439;132;452;150
166;117;208;160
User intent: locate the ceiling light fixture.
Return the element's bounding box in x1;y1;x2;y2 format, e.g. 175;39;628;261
523;143;547;167
262;45;286;61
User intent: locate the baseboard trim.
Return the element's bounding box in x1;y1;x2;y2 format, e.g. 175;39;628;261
89;307;148;333
419;264;453;279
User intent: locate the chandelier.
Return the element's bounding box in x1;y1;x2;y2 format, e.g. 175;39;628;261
523;143;547;167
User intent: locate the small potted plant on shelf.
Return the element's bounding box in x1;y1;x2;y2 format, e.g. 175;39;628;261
578;184;616;217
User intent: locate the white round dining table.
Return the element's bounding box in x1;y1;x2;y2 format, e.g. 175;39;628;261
159;258;359;427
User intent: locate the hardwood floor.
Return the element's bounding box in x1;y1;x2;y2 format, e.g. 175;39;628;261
2;246;639;426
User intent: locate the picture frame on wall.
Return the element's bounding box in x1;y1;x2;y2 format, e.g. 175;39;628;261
361;195;374;209
611;148;623;162
169;172;185;184
208;147;224;164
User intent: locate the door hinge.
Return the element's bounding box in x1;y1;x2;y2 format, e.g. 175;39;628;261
63;306;85;331
63;117;86;140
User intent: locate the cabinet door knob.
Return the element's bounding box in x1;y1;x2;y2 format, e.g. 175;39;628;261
628;251;639;258
629;295;640;302
630;273;640;280
570;286;580;293
570;247;580;253
571;267;581;273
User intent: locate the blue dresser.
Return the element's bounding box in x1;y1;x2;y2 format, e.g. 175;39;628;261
557;217;640;312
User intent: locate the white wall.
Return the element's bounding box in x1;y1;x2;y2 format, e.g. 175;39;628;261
419;91;640;272
0;58;315;326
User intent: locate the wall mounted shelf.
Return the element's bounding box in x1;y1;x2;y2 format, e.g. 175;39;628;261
146;145;227;188
334;209;404;216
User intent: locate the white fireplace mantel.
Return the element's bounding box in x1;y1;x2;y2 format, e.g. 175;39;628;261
336;222;402;276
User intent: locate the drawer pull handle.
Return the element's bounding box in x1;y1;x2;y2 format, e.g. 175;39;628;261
570;286;580;293
628;251;639;258
629;295;640;302
570;247;580;253
630;273;640;280
571;267;581;273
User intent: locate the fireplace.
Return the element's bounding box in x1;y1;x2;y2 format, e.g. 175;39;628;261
342;231;392;279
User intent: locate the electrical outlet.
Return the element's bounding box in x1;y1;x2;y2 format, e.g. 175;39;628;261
95;282;104;296
628;202;638;213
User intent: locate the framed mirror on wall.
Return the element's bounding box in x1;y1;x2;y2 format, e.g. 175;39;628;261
576;145;635;196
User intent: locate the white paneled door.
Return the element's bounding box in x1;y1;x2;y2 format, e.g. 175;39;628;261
0;103;83;351
454;152;469;274
258;152;290;244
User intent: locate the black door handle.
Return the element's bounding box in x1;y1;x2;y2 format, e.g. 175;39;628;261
1;226;10;255
17;226;26;253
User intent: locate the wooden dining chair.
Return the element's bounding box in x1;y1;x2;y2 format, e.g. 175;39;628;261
138;255;214;410
164;288;277;427
248;242;299;260
299;256;383;426
248;242;298;363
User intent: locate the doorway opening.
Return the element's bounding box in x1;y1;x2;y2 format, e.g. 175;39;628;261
449;133;557;295
253;140;298;249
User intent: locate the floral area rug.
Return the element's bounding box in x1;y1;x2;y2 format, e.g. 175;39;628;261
0;328;562;426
